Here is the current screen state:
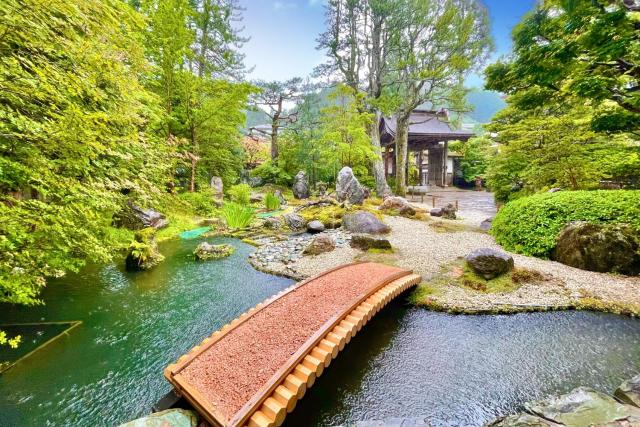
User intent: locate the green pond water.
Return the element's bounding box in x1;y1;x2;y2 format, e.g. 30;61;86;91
0;237;639;427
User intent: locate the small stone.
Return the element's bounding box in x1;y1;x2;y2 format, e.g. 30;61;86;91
430;208;443;217
465;248;514;279
303;233;336;255
480;217;493;231
350;234;392;250
264;217;282;229
441;203;456;220
307;220;325;233
250;193;264;203
274;189;287;205
379;196;417;217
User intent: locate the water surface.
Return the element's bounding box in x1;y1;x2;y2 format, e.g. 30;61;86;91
0;238;293;427
285;304;640;427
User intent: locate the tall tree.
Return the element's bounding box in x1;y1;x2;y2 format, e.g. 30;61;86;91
388;0;491;195
192;0;247;79
252;78;304;160
485;0;640;133
317;0;401;195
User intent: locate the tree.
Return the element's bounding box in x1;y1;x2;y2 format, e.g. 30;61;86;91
317;0;402;195
388;0;492;195
0;0;170;306
485;0;640;133
450;136;495;183
252;78;304;160
191;0;247;79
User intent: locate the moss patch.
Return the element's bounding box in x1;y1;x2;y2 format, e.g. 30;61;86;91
366;247;395;254
428;221;482;233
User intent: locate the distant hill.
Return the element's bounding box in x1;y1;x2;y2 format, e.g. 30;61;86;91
465;90;506;123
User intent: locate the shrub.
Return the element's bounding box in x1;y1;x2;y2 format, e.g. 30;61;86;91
178;190;217;216
264;192;281;211
251;161;292;186
492;190;640;258
221;202;255;229
228;184;251;205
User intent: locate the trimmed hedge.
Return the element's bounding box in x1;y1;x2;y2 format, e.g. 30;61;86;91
492;190;640;258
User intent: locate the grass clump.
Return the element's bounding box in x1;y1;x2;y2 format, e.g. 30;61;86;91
228;184;251;206
221;202;255;229
264;192;281;211
492;190;640;258
429;221;480;233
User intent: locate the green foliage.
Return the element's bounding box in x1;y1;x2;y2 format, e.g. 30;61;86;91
450;136;495;183
492;190;640;258
484;0;639;132
0;330;21;349
0;0;171;305
251;161;292;186
178;190;218;216
227;184;251;205
264;193;281;211
221;202;254;229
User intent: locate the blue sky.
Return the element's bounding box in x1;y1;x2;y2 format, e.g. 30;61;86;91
239;0;536;87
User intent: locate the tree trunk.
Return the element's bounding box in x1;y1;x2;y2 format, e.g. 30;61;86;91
369;111;391;196
271;122;279;160
395;114;409;196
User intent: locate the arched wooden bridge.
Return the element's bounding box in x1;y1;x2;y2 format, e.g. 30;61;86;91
164;262;421;427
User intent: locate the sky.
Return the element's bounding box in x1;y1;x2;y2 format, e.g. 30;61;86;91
238;0;536;88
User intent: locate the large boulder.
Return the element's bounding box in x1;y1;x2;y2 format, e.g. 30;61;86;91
379;196;416;217
193;242;234;261
615;375;640;407
554;222;640;275
465;248;514;279
292;171;310;199
210;176;224;200
125;228;165;271
525;387;640;426
307;220;325;233
114;201;169;230
119;409;198;427
350;234;392;251
283;213;307;231
336;167;366;205
303;233;336;255
342;211;390;234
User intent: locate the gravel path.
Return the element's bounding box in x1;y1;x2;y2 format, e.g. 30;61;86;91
291;215;640;313
179;262;407;423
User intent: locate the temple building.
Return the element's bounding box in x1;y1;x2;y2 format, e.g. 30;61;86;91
380;109;474;187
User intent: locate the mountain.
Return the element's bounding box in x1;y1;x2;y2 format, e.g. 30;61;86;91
465;90;507;123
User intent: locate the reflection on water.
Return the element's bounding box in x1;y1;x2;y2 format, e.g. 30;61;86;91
0;238;293;427
285;303;640;427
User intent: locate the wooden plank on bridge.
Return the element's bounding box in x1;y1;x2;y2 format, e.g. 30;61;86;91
164;262;421;427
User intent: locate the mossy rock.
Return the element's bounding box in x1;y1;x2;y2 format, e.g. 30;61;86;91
194;242;235;261
125;228;165;271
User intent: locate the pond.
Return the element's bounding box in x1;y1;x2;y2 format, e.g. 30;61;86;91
0;237;639;427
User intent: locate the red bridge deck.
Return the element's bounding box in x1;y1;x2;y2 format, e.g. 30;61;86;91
164;262;421;427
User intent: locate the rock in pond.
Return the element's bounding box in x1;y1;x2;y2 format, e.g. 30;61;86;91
465;248;514;279
379;196;416;217
119;408;198;427
342;211;390;235
336;166;366;205
350;233;392;251
292;170;310;199
114;201;169;230
303;233;336;255
193;242;234;261
125;228;165;271
307;220;325;233
487;413;559;427
525;387;640;426
554;222;640;275
283;213;307;231
615;374;640;408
